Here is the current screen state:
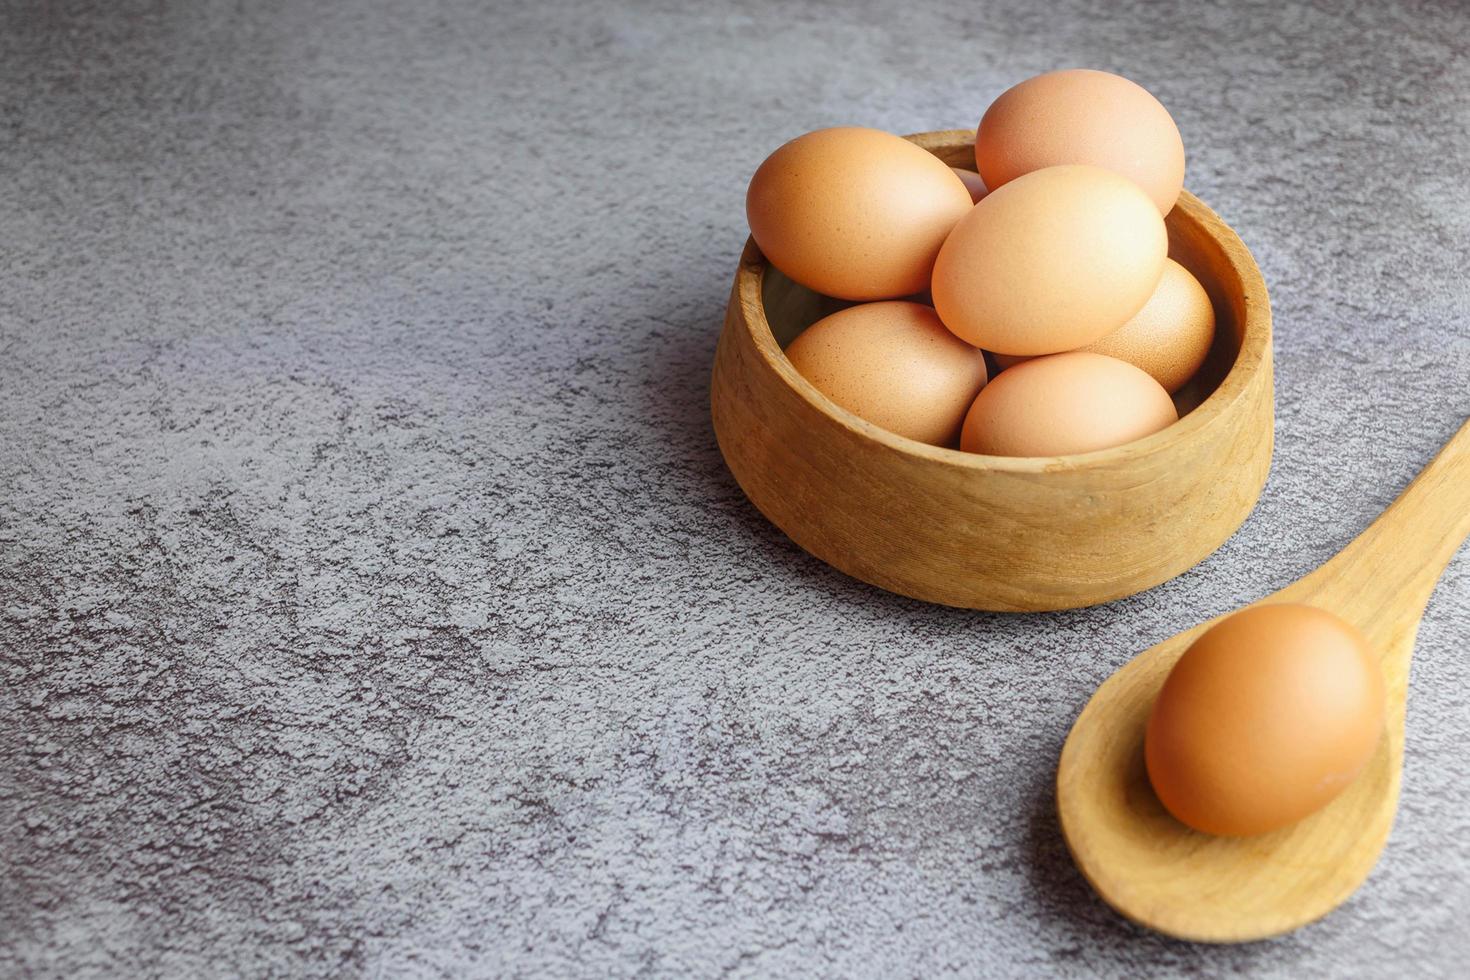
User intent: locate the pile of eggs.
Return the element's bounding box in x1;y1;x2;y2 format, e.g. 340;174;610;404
746;69;1216;457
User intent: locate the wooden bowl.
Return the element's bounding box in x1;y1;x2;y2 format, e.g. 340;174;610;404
710;130;1273;612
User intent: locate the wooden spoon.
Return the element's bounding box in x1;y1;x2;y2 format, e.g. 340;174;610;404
1057;417;1470;942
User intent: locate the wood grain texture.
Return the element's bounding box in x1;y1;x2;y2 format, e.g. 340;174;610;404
710;130;1274;611
1057;418;1470;942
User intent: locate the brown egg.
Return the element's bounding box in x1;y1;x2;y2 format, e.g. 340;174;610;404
976;69;1186;214
951;167;989;203
747;128;974;301
959;352;1175;457
987;260;1215;393
1089;259;1215;393
932;165;1167;356
1146;604;1385;837
784;301;987;446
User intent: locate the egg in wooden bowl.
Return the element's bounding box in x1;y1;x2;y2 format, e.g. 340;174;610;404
709;130;1273;613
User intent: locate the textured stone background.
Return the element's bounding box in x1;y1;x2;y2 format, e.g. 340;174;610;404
2;0;1468;976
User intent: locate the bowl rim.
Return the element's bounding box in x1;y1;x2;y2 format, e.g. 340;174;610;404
734;128;1273;473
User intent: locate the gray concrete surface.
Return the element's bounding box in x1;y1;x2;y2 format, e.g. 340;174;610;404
2;0;1468;976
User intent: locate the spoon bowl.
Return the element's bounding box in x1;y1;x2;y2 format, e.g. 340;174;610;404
1058;418;1470;942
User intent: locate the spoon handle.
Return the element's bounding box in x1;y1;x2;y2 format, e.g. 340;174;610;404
1304;417;1470;633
